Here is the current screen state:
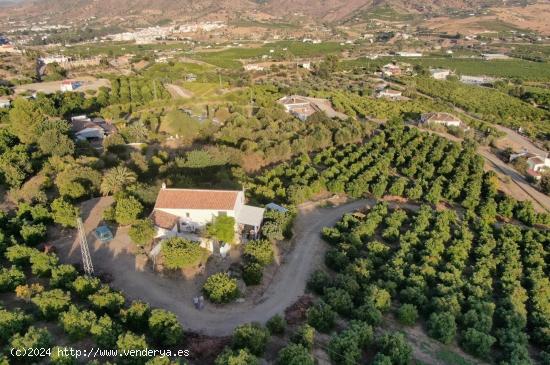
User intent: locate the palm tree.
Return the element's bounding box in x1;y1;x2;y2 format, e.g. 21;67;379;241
100;166;137;196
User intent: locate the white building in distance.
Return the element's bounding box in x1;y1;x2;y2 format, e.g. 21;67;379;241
430;68;451;80
244;64;265;71
420;112;463;128
396;51;423;57
376;89;402;100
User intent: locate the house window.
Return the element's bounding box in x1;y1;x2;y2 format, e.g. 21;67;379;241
218;211;227;217
186;212;190;218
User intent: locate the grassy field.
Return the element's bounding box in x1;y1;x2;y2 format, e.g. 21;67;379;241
141;62;214;81
179;82;221;98
342;56;550;81
192;41;350;69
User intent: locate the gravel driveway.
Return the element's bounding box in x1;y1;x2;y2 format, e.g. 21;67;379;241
54;196;420;336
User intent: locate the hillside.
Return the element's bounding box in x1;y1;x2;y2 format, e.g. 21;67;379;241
0;0;540;23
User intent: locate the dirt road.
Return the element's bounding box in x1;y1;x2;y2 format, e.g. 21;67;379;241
54;197;374;335
165;83;193;99
419;125;550;212
478;147;550;211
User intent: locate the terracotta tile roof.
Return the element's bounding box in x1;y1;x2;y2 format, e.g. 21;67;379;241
150;210;179;230
527;169;541;178
154;188;240;210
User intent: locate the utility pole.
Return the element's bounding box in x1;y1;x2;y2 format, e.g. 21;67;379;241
76;218;94;276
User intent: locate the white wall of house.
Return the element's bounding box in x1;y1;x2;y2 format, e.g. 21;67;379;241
439;120;461;128
155;208;234;227
431;71;450;80
528;158;550;172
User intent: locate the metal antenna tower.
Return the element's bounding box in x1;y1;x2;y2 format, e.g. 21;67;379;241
76;218;94;276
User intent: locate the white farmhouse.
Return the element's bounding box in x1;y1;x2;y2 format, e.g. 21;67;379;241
482;53;509;61
244;64;265;71
278;95;347;121
376;89;402;100
429;68;451;80
509;151;550;180
151;186;265;241
299;62;312;70
0;98;11;108
70;115;116;140
420;112;463;128
40;55;70;65
396;51;422;57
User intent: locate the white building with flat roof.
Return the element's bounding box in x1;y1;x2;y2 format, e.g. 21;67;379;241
430;68;451;80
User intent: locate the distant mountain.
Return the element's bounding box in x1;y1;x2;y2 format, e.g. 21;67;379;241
0;0;540;23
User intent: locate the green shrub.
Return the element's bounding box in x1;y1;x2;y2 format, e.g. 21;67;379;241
214;348;258;365
5;245;38;265
88;286;125;315
266;314;286;335
10;326;52;364
161;237;209;269
291;324;315;350
242;262;263;286
59;305;97;340
20;223;47;245
0;266;25;292
203;273;239;304
397;304;418;326
121;300;151;332
307;301;336;333
129;219;155;247
0;308;31;342
207;215;236;244
72;276;101;298
307;270;331;294
277;343;314;365
114;195;143;225
232;323;270;356
91;314;120;348
50;265;77;289
148;309;183;346
51;198;79;228
427;312;457;344
376;332;412;365
31;289;71;319
29;252;58;277
243;240;274;266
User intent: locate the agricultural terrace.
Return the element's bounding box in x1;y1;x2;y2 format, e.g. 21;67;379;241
192;41;351;69
315;202;548;364
342;56;550;82
406;77;550;139
248;122;550;227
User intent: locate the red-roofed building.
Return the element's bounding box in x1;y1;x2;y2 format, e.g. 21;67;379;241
151;185;265;242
